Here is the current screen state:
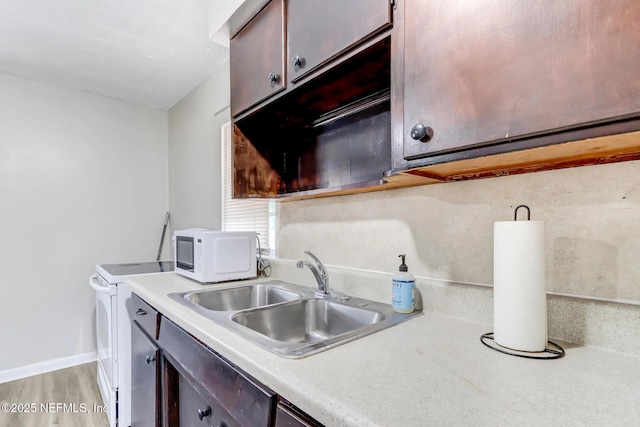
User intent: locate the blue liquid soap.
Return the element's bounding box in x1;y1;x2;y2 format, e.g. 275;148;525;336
392;254;415;313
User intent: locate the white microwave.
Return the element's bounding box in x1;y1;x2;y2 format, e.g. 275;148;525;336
173;229;257;283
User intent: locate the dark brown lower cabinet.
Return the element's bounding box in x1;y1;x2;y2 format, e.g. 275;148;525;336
130;293;323;427
275;400;322;427
159;317;275;427
164;359;238;427
129;294;161;427
130;322;160;427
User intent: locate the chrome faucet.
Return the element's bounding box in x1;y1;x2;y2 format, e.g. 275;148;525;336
296;251;329;295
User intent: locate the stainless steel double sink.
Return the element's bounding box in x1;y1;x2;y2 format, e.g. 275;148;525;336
168;280;422;358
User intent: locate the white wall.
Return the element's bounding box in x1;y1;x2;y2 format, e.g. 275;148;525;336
0;73;169;372
168;60;230;233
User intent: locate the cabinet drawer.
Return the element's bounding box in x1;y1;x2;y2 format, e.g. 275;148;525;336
158;317;275;426
130;293;160;340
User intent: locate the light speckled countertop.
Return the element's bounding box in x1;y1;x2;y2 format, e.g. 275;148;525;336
126;273;640;426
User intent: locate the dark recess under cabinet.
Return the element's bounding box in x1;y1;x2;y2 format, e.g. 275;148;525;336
233;37;392;198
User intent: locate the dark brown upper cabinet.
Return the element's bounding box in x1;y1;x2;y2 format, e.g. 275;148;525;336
230;0;285;117
230;1;395;199
401;0;640;162
230;0;640;199
287;0;392;84
234;38;392;198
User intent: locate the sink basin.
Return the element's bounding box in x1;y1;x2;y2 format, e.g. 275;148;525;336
168;280;422;358
231;299;385;344
184;284;302;311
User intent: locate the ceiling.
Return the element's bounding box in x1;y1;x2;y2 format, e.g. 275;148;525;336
0;0;237;110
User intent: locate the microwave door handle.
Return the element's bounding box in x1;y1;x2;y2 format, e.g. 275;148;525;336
89;274;110;293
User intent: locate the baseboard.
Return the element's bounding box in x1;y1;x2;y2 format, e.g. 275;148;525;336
0;351;97;384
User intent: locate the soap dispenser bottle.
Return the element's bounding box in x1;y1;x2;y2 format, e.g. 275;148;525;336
392;254;415;313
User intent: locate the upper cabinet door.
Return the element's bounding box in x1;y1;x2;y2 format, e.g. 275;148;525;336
230;0;285;117
403;0;640;160
287;0;392;83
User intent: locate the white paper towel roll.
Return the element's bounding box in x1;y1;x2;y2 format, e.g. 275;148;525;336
494;220;547;352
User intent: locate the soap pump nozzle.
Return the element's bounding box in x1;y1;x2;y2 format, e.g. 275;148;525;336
398;254;408;272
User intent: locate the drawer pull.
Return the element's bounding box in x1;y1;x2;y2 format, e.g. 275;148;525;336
136;308;147;316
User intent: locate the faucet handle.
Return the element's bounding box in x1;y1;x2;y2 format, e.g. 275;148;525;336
304;250;325;272
302;251;329;293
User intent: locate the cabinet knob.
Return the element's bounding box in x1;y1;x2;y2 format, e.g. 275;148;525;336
145;355;155;364
410;124;434;143
267;72;278;83
197;406;211;421
291;55;302;67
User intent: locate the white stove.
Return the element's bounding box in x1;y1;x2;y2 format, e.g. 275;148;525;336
89;261;173;427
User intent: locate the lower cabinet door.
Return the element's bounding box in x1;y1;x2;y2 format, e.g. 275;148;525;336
177;374;235;427
159;317;275;426
131;322;159;427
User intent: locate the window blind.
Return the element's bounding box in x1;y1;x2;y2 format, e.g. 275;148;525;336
220;122;272;252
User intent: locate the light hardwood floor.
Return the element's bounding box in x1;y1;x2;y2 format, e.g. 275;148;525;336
0;362;109;427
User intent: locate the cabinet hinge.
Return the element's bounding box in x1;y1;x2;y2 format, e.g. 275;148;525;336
391;0;397;10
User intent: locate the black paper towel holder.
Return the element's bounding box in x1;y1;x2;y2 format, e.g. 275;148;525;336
514;204;531;221
484;204;565;360
480;333;565;359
